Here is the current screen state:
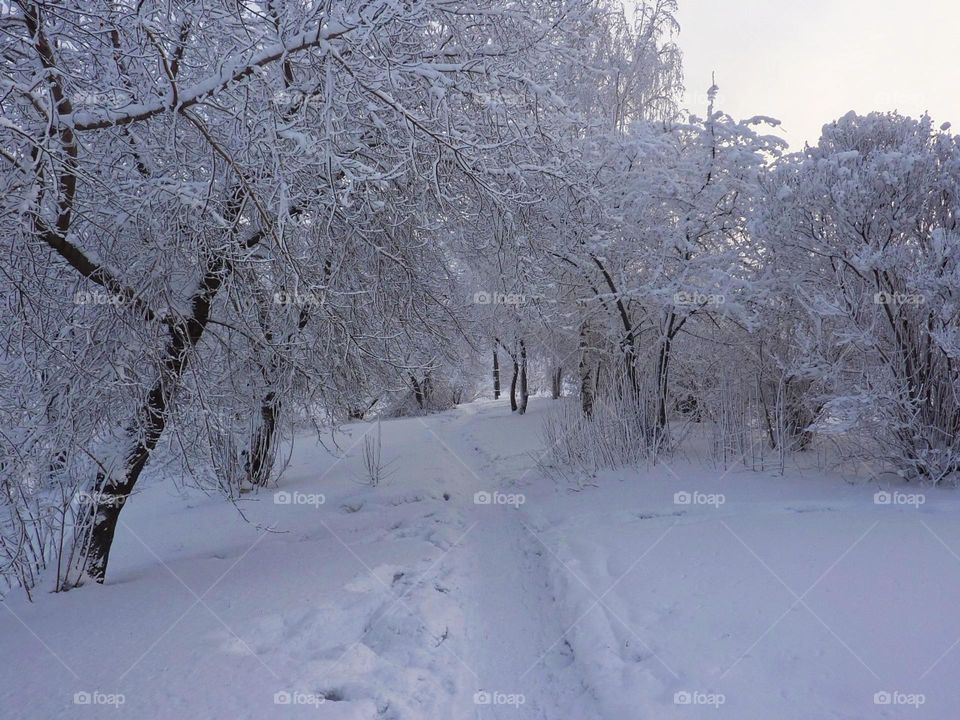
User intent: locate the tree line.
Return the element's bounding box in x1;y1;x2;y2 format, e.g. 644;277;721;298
1;0;957;596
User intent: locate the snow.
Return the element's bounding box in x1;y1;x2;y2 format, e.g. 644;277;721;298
60;22;354;131
4;398;960;718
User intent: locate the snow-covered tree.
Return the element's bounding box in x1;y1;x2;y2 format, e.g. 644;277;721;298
0;0;608;588
761;112;960;482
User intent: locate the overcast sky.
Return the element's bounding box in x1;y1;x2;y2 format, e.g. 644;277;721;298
675;0;960;150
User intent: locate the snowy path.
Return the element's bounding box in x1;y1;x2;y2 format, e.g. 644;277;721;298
418;404;592;719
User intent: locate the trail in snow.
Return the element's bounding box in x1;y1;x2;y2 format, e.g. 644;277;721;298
418;402;596;720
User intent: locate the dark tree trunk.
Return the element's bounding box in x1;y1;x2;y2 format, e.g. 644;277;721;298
410;375;425;409
246;392;279;487
551;367;562;399
74;256;229;585
510;358;519;412
655;333;673;436
493;348;501;399
518;340;529;414
782;378;818;451
652;309;681;441
757;376;779;450
422;373;433;406
245;304;306;487
590;254;639;401
579;326;593;418
70;182;262;585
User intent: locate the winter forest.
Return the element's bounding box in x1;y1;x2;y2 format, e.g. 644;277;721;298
1;0;959;718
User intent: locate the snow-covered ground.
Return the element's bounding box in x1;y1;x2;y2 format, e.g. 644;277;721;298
3;397;960;719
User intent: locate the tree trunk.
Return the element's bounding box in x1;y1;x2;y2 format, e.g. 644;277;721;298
518;340;529;414
246;392;279;487
655;333;673;436
590;254;639;401
245;302;305;487
783;377;817;451
493;347;501;399
410;375;425;409
73;263;225;585
422;373;433;407
579;326;593;417
551;367;562;399
68;200;262;585
510;357;519;412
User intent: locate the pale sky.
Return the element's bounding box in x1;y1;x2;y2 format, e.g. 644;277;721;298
676;0;960;150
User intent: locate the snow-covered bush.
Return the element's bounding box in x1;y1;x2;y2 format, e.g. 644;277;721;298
540;390;658;483
761;112;960;483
